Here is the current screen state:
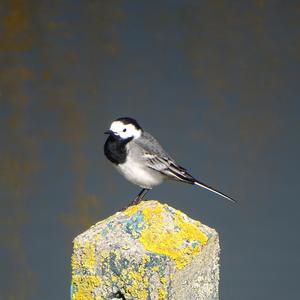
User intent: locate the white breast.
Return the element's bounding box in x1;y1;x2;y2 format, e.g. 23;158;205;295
115;155;164;189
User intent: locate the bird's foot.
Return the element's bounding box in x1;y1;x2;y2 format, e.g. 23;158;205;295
121;196;143;211
120;188;150;211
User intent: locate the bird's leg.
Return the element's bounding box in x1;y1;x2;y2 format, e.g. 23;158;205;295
131;188;150;205
121;189;150;211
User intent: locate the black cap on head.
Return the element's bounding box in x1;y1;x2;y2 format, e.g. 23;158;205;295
115;117;142;130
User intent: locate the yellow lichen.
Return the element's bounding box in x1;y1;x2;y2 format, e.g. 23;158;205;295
152;265;159;272
125;270;148;300
72;240;96;273
72;275;101;300
72;240;100;299
124;204;140;216
139;202;208;269
158;286;167;300
109;254;152;300
160;277;167;284
82;241;97;273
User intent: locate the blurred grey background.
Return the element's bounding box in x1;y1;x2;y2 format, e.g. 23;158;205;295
0;1;299;299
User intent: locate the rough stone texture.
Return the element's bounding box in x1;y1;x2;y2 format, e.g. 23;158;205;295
71;200;220;300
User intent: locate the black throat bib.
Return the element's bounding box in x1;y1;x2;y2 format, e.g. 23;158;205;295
104;135;133;165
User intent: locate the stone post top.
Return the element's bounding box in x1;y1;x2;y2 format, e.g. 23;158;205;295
74;200;217;270
71;200;219;300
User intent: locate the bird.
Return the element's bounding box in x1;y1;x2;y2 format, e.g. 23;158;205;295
104;117;236;206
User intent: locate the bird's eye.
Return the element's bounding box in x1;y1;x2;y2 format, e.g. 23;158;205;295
123;128;127;132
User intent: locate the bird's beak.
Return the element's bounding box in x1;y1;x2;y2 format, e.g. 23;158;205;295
104;130;115;135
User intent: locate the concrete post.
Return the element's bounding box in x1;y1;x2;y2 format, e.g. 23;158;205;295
71;200;220;300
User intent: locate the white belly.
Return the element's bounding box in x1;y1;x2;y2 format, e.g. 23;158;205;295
115;156;164;189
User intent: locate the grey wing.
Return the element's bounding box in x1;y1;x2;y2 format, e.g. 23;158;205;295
133;132;196;183
133;132;237;203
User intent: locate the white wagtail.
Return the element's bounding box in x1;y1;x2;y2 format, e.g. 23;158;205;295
104;117;235;206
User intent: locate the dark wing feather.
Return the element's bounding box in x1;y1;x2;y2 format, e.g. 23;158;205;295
134;132;196;182
147;156;196;183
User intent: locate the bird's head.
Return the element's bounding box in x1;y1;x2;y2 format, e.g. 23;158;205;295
105;117;142;140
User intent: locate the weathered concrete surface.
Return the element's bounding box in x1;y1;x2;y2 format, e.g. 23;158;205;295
71;200;220;300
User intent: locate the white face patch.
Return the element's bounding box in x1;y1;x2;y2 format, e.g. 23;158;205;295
110;121;142;139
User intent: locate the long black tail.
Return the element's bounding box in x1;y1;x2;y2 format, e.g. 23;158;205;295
165;162;236;203
193;180;236;203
